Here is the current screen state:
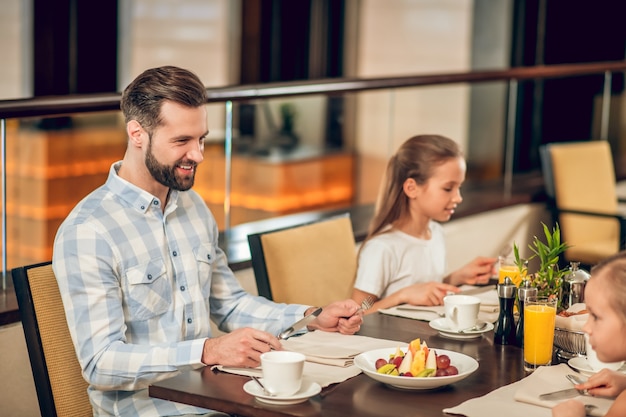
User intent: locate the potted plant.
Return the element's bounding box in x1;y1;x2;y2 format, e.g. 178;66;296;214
513;222;570;304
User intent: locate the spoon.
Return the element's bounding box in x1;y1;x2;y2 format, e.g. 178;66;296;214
251;376;275;397
458;322;488;333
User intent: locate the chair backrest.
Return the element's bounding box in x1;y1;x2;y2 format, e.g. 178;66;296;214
12;262;92;417
541;141;620;264
248;214;357;306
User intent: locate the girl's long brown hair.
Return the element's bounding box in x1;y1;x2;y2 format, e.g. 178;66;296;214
364;134;462;243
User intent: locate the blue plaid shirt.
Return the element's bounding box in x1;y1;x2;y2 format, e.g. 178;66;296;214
53;162;307;416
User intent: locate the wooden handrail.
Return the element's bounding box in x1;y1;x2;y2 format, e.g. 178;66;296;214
1;61;625;119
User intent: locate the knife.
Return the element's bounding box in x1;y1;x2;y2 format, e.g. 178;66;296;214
539;387;584;401
278;307;322;340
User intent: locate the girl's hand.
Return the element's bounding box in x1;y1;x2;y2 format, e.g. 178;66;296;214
402;281;460;306
447;256;497;286
551;399;586;417
578;369;626;397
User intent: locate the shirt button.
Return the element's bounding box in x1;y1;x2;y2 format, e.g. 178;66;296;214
140;205;145;210
207;254;211;260
153;200;158;205
187;318;192;324
173;251;178;256
180;286;185;291
147;274;153;280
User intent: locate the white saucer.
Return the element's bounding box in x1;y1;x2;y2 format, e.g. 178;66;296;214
429;318;494;340
568;357;626;377
243;379;321;405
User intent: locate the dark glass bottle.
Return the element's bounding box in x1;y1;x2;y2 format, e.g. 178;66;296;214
515;280;537;347
494;277;517;345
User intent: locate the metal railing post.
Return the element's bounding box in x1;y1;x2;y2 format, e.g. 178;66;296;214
600;70;612;140
504;80;518;201
223;101;233;232
1;118;6;290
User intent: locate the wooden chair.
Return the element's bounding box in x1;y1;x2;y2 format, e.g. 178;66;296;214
540;141;626;266
247;214;357;306
12;261;92;417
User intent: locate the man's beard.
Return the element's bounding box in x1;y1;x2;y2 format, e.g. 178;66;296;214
145;139;196;191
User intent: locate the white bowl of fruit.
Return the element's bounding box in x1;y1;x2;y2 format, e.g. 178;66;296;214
353;339;479;390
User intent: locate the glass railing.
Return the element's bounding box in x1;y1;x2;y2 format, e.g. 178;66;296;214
2;61;626;289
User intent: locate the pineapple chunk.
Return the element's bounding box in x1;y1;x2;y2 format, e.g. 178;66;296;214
410;348;426;375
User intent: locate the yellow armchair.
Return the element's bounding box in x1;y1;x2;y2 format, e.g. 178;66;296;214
540;141;626;266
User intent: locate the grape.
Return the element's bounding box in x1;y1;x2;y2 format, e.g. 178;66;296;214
446;365;459;376
435;368;449;377
436;354;451;369
375;358;388;370
391;356;403;368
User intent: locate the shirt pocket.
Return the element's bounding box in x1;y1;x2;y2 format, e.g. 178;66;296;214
195;243;215;298
125;259;172;321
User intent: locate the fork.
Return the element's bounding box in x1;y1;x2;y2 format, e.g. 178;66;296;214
566;374;588;395
357;296;374;315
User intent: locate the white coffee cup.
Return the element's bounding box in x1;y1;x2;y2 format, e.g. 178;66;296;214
443;294;481;332
260;351;305;396
585;334;624;372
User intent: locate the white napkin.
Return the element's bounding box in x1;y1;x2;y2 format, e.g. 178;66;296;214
281;331;379;367
214;331;404;388
513;363;613;415
443;364;614;417
555;303;588;331
379;285;500;323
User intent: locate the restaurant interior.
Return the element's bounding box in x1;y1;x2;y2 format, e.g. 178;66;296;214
1;1;626;416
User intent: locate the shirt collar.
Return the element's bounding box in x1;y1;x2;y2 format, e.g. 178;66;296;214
107;162;179;213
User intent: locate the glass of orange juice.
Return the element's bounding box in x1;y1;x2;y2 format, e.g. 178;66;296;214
523;296;557;371
498;255;523;286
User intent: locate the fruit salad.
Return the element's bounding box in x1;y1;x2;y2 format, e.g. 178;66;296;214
374;338;458;377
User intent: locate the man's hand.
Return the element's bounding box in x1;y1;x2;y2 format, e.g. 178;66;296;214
307;299;363;335
201;328;281;367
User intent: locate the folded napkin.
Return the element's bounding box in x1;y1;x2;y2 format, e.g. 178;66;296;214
379;285;500;323
444;363;614;417
215;331;403;388
513;363;613;415
555;303;588;331
282;332;366;366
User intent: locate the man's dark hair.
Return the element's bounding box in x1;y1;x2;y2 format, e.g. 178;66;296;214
120;66;208;134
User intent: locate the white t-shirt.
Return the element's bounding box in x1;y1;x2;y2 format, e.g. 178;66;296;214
354;221;446;298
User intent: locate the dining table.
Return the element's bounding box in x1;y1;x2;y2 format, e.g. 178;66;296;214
148;311;540;417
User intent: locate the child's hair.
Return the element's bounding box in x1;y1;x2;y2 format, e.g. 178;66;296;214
590;250;626;323
365;134;462;240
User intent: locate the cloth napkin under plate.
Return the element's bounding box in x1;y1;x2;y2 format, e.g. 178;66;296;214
444;363;613;417
214;331;403;388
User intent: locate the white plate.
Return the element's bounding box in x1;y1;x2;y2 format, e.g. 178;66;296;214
243;379;321;405
429;318;494;339
354;347;479;390
568;357;626;377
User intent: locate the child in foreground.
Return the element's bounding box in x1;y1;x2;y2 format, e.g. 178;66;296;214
552;250;626;417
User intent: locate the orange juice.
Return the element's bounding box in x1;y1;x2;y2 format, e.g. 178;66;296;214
498;265;522;286
523;301;556;370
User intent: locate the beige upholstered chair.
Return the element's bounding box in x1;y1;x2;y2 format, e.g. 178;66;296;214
247;214;357;306
540;141;626;266
12;262;92;417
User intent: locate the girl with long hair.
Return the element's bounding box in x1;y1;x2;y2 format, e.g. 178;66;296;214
352;135;496;312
